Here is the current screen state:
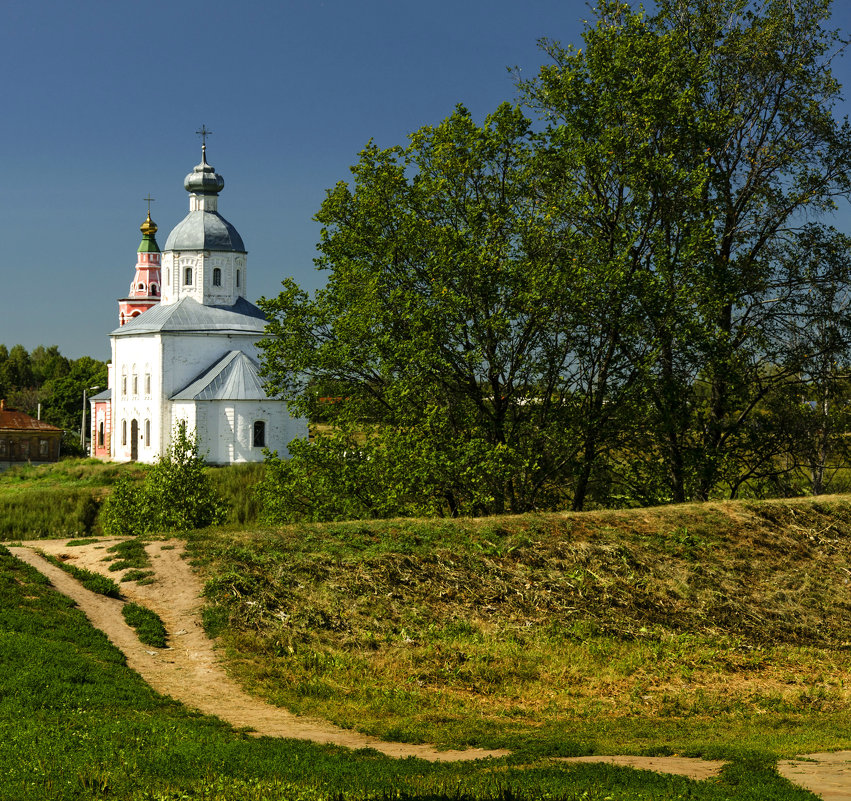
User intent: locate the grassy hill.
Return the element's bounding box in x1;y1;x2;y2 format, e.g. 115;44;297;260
188;495;851;760
4;459;851;797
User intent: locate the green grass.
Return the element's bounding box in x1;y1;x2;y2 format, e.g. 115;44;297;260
5;470;851;796
208;461;265;525
0;459;143;540
120;568;155;584
38;550;122;598
122;602;167;647
0;459;268;541
104;537;151;571
6;542;812;801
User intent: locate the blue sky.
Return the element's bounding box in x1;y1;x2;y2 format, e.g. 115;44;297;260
2;0;851;359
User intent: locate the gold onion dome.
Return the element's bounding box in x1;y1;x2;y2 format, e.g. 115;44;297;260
140;210;158;237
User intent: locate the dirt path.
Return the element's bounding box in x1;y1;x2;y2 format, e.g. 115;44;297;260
13;537;844;795
777;753;851;801
11;539;507;762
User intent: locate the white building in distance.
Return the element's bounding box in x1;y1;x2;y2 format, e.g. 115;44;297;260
90;142;306;464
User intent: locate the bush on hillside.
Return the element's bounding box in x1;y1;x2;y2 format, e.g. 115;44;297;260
101;423;226;536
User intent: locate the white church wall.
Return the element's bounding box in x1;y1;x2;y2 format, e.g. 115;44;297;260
110;333;163;464
169;403;197;448
178;399;307;465
161;251;246;306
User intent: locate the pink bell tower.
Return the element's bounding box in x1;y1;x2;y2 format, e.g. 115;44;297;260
118;198;162;326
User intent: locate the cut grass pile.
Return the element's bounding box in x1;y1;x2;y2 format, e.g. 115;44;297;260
121;602;167;648
189;495;851;759
6;542;801;800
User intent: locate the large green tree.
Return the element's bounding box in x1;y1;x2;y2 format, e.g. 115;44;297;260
259;103;608;517
259;0;851;518
520;0;851;502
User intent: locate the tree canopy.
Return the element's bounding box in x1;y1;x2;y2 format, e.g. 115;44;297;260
0;344;107;455
259;0;851;518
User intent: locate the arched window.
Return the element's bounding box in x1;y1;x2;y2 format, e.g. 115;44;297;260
213;267;221;286
98;422;104;447
122;420;127;446
145;373;151;395
151;284;158;296
138;283;145;291
132;374;138;395
184;267;193;285
121;373;127;396
253;420;266;448
236;269;240;288
145;419;151;446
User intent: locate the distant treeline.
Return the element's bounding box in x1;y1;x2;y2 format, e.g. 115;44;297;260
0;345;107;455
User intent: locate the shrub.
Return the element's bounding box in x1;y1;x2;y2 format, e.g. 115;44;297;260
101;423;227;536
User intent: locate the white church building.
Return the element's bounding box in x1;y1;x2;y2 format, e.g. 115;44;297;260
90;142;306;464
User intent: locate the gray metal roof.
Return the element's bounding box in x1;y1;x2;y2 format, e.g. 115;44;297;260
89;388;112;402
111;296;267;337
171;350;273;401
163;210;246;252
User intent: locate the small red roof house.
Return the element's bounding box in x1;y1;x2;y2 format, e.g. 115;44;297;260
0;399;63;466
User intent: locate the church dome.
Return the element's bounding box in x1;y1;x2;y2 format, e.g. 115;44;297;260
164;142;246;253
164;210;245;252
140;210;157;237
184;145;225;195
137;209;161;254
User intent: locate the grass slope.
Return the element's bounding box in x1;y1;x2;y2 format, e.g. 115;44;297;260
189;495;851;762
0;459;263;540
3;544;812;801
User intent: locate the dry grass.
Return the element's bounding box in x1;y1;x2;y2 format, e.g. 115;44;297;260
189;495;851;752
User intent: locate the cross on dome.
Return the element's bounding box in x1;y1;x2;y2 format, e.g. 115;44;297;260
196;124;212;161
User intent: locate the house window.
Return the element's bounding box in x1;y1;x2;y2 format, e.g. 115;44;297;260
98;422;104;447
39;439;49;458
122;420;127;446
145;373;151;395
253;420;266;448
121;374;127;396
184;267;193;285
213;267;221;286
236;269;240;287
0;440;6;457
132;375;138;395
151;284;158;296
145;419;151;446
